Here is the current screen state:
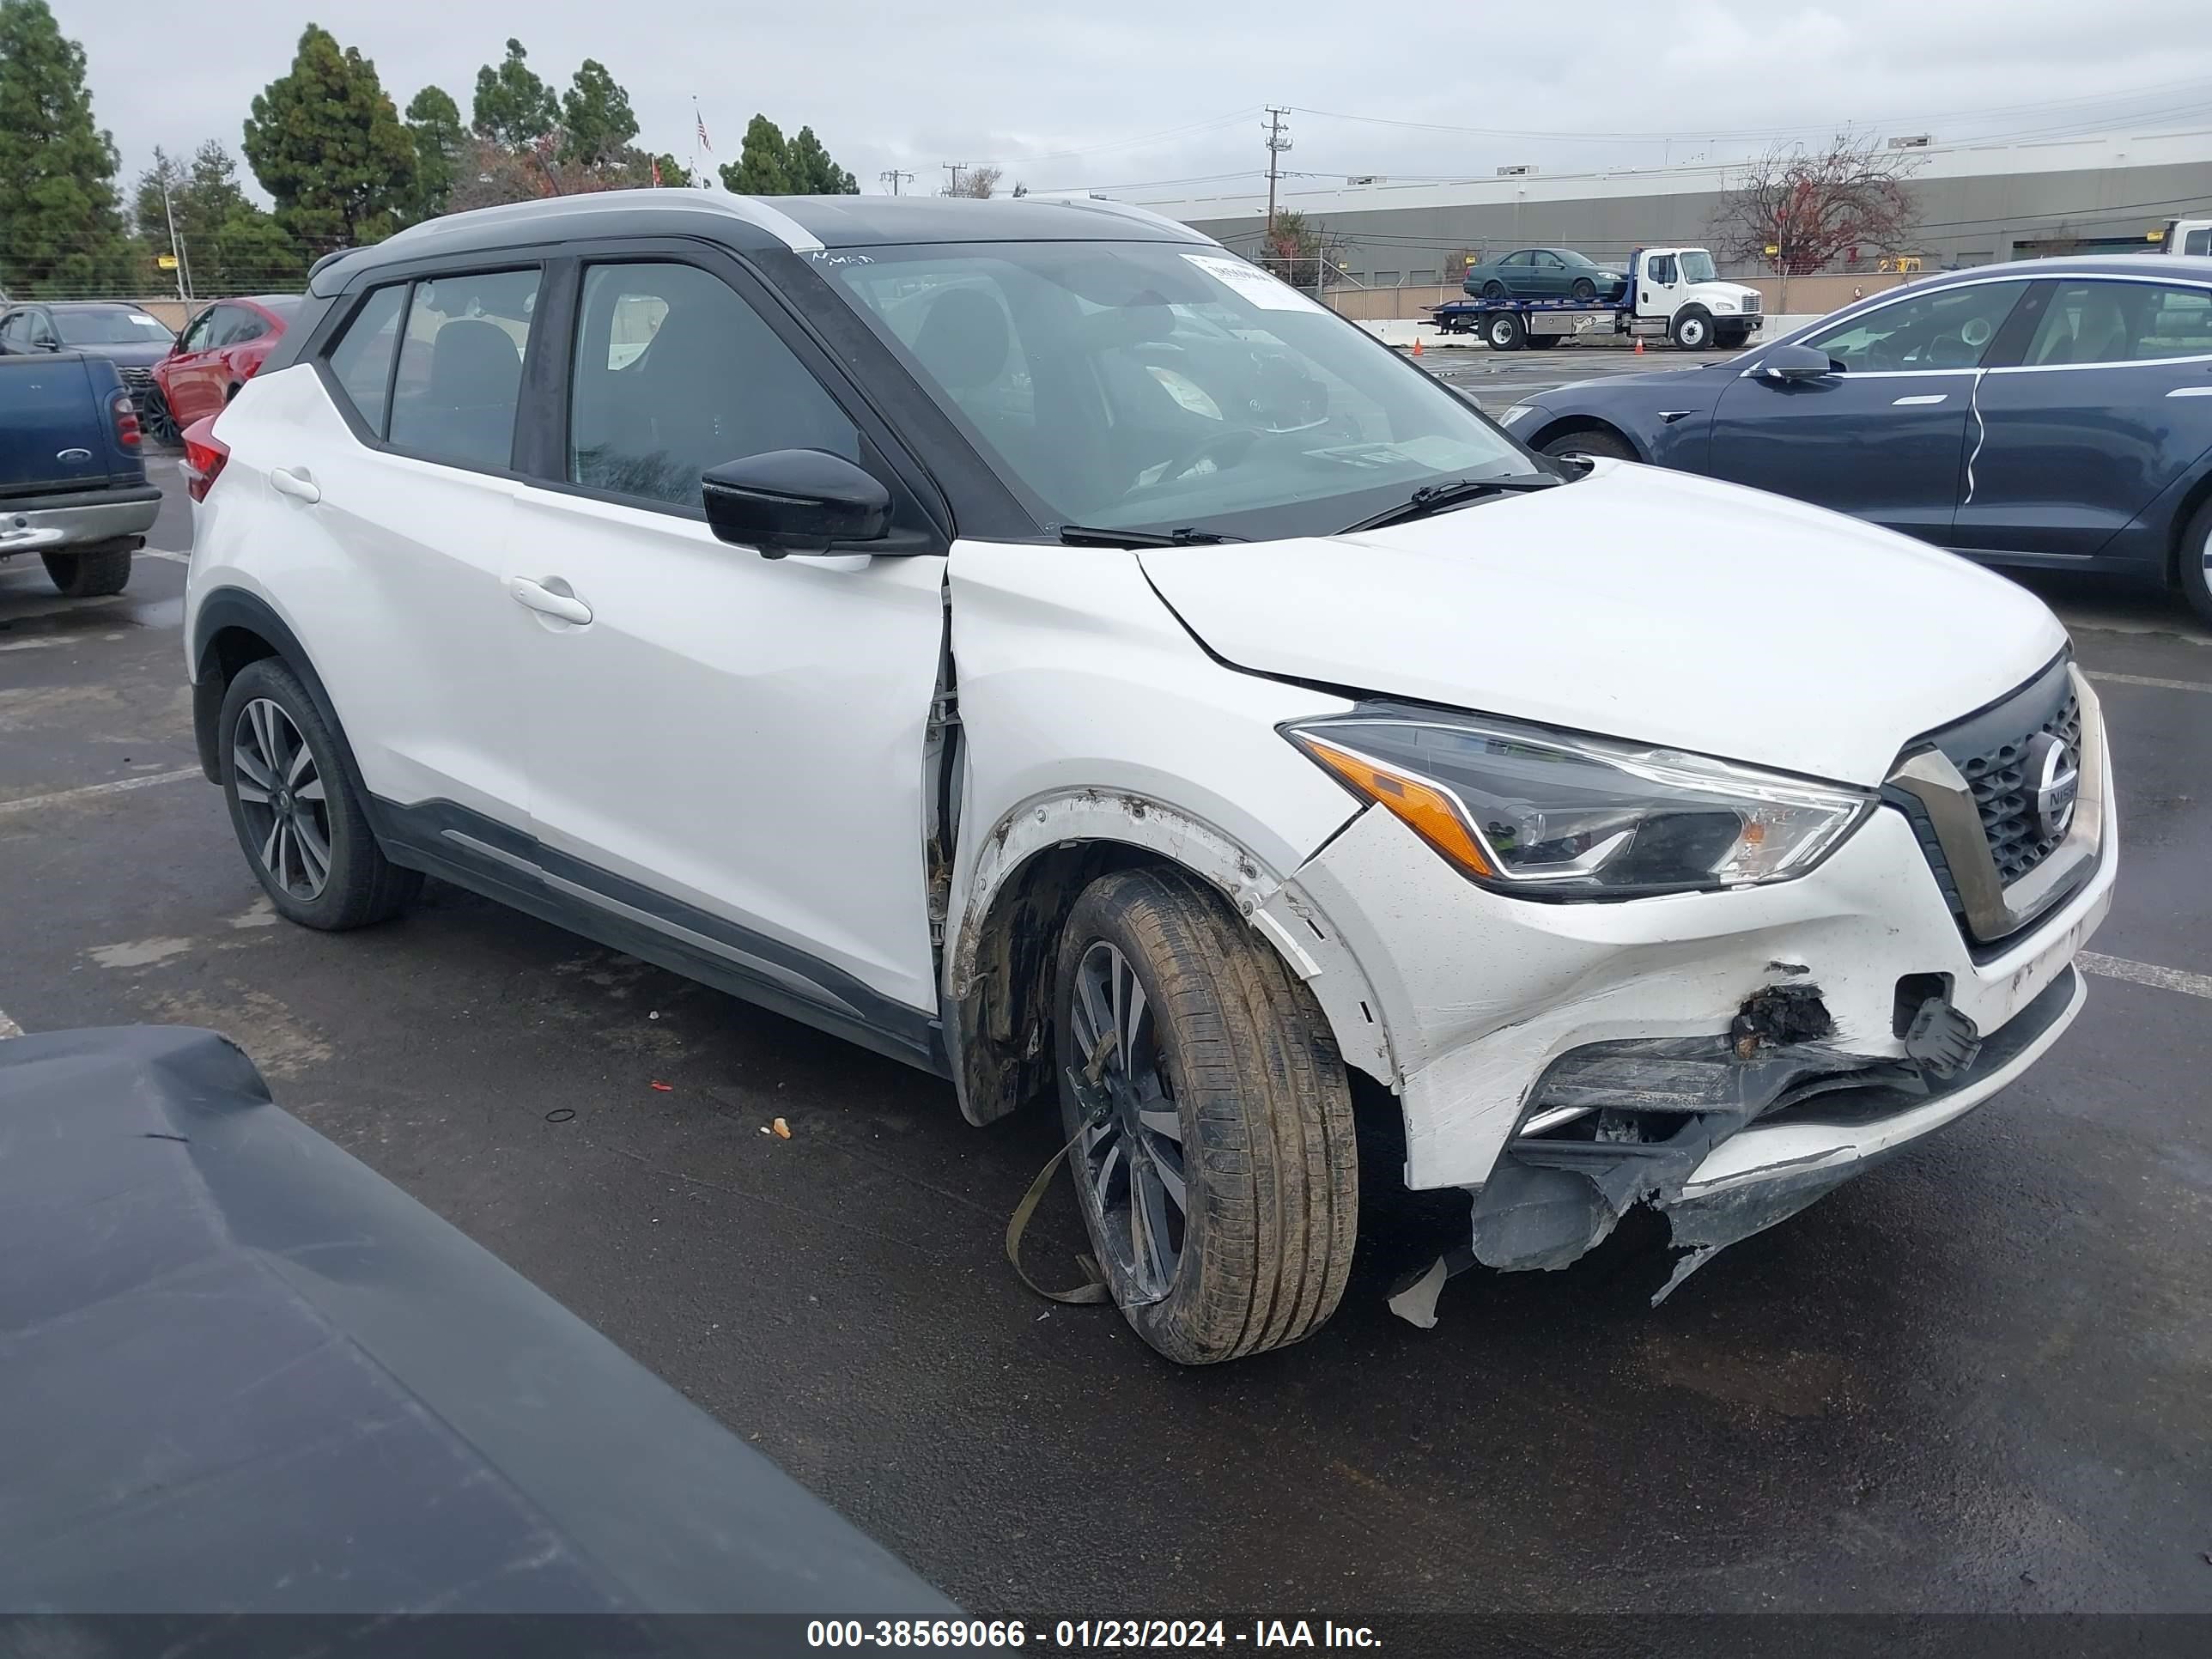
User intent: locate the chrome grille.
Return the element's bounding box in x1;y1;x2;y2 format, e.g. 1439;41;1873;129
1740;294;1761;313
1961;690;2081;885
117;366;154;391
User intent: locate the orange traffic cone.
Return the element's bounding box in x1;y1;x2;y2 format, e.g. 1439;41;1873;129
1633;337;1645;356
1412;336;1424;357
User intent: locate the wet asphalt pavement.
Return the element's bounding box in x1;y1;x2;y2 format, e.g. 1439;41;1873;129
2;456;2209;1626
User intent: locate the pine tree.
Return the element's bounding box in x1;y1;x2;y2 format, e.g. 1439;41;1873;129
720;115;793;195
787;126;859;195
559;59;636;170
242;25;416;252
404;86;467;219
135;142;303;295
0;0;134;296
471;39;557;151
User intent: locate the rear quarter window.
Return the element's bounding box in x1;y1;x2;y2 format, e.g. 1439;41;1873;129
325;285;406;434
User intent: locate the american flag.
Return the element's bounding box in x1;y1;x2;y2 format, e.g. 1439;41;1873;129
695;111;713;154
650;155;662;186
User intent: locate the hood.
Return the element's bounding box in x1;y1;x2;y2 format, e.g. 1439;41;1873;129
1137;461;2067;787
1525;363;1721;405
76;343;172;369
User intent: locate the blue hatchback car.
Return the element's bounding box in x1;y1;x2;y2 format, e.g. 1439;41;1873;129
1498;254;2212;622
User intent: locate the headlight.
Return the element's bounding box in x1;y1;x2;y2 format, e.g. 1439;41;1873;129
1498;404;1539;428
1711;299;1737;313
1284;706;1871;898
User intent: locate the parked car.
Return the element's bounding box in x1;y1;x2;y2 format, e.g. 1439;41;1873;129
0;346;159;596
146;295;301;446
1462;247;1628;303
0;301;175;431
1498;253;2212;623
185;193;2114;1364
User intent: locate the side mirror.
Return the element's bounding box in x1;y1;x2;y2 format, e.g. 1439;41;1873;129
701;448;891;559
1758;343;1836;383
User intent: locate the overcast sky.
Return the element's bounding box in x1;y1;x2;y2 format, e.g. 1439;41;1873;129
74;0;2212;216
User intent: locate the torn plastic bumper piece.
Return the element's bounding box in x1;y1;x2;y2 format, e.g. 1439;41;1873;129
1404;967;2081;1316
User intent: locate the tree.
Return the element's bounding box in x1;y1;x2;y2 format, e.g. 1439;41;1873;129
404;86;467;219
471;39;556;151
720;114;793;194
650;154;693;188
243;25;416;252
1010;181;1029;198
0;0;135;297
133;141;303;295
1711;132;1921;305
1259;210;1343;289
786;125;857;194
946;164;1002;198
559;58;637;170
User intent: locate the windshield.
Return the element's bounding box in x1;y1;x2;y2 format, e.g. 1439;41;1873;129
819;240;1539;540
1679;251;1717;283
54;309;173;346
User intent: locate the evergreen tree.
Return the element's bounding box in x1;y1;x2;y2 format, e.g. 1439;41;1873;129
404;85;467;219
559;59;636;169
0;0;134;296
787;126;859;195
720;115;793;195
242;25;416;252
133;141;303;295
471;39;556;151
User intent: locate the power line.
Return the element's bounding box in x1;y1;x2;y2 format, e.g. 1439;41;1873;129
1263;106;1291;246
878;168;914;196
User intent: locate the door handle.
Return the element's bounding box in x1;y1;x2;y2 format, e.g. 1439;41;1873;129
510;577;593;626
1891;393;1948;407
269;466;319;503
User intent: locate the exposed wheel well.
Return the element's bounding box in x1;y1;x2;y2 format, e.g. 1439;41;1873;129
1528;415;1643;460
191;625;283;781
952;840;1163;1126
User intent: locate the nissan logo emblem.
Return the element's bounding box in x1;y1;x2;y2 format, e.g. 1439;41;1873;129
2026;731;2081;842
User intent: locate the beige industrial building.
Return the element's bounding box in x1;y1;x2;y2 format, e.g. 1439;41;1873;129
1135;127;2212;319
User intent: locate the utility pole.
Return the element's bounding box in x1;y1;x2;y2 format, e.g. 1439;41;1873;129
1262;106;1291;266
160;173;189;302
942;163;967;197
879;168;915;196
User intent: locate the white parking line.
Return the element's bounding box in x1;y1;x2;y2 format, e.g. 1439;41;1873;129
0;768;201;819
2085;671;2212;696
2078;951;2212;1000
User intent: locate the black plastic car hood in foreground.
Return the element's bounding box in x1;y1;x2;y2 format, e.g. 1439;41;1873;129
0;1026;954;1618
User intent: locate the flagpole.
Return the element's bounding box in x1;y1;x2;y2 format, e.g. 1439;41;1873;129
692;94;702;187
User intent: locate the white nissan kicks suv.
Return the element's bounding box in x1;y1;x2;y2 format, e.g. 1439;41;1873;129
185;193;2116;1364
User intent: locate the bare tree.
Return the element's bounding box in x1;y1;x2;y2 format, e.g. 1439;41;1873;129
1711;133;1922;308
1260;210;1347;291
946;164;1002;198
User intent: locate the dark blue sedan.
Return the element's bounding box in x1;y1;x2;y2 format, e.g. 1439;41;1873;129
1497;255;2212;622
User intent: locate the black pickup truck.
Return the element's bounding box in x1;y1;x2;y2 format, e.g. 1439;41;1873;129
0;349;161;597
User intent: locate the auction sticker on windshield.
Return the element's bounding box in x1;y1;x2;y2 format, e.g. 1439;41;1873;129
1182;253;1327;313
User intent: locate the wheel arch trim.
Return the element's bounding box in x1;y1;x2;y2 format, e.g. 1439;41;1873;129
945;790;1396;1126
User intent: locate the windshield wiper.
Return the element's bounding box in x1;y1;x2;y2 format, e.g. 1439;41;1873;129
1056;525;1247;548
1337;473;1566;535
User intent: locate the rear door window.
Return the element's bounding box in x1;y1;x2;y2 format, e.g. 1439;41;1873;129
387;269;538;471
2023;280;2212;365
325;285;406;434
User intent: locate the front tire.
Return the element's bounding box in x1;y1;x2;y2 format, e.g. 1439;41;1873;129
218;658;421;931
1541;428;1638;463
1672;305;1716;349
42;544;132;597
1054;868;1358;1365
1570;277;1597;302
2179;497;2212;627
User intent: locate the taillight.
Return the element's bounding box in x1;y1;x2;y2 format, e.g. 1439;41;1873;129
111;390;141;449
183;427;228;504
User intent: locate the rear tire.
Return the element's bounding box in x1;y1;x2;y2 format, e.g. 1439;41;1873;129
1541;428;1638;464
143;386;181;447
2179;497;2212;627
1484;310;1526;351
1481;280;1508;301
41;544;132;597
218;658;421;932
1053;867;1358;1365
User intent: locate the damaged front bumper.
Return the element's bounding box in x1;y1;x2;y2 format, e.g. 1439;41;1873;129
1267;695;2116;1312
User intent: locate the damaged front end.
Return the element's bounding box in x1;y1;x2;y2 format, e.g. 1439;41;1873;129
1391;969;2074;1328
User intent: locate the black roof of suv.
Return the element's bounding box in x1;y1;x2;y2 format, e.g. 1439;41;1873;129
310;192;1212;296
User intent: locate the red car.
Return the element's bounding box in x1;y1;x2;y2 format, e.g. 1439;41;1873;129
145;295;301;446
